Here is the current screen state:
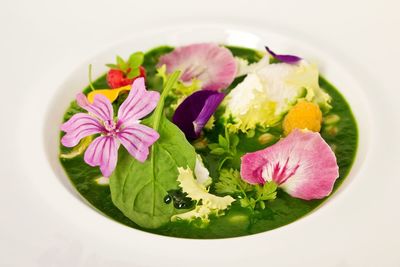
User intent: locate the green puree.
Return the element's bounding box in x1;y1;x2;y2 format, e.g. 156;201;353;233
59;46;358;239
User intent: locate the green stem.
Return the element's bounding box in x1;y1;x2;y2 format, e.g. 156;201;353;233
88;64;96;91
152;70;180;131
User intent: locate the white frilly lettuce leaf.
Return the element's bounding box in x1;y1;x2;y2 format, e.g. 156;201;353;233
171;162;235;224
224;58;332;132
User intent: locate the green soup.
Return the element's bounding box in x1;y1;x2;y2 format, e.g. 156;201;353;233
59;45;358;239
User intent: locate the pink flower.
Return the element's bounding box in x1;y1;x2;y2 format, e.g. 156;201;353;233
241;130;339;200
158;43;237;91
61;78;160;177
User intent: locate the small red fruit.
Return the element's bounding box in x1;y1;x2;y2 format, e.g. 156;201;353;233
107;66;146;89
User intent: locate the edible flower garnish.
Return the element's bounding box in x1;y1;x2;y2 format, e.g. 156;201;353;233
61;77;160;177
87;85;131;103
85;64;131;104
241;129;339;200
265;46;302;64
158;43;237;91
172;90;225;139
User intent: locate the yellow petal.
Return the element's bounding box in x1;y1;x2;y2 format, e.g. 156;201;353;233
87;85;131;103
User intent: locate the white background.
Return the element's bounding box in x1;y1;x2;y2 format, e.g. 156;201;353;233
1;0;400;266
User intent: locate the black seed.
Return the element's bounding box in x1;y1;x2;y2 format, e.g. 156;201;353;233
164;195;172;204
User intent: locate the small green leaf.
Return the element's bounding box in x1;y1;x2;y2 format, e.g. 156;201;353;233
215;168;252;195
127;68;140;79
106;63;119;69
230;134;239;149
218;135;229;149
256;182;278;201
128;52;144;68
240;198;249;208
116;55;128;71
246;129;256;138
207;143;220;150
210;148;225;155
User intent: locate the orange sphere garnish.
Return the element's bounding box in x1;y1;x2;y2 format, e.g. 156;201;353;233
283;101;322;136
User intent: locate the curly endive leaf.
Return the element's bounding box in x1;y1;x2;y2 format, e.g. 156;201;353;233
171;167;234;223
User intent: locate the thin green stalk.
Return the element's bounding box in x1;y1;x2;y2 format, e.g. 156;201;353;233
88;64;96;91
152;70;180;131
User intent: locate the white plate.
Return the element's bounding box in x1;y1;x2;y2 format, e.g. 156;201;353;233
3;19;400;267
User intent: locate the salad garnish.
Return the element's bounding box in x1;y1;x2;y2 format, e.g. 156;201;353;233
158;43;237;91
61;77;160;177
172;90;225;139
241;129;339;200
265;46;302;64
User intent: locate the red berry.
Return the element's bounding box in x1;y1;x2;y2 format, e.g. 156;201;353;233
106;66;147;89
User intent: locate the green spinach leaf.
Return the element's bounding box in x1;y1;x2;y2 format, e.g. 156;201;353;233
109;72;197;229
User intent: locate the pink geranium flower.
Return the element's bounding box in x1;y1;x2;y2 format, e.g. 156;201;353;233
61;77;160;177
241;129;339;200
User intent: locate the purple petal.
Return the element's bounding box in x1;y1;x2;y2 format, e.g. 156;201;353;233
265;46;302;64
241;130;339;200
60;113;104;147
76;93;114;122
117;123;159;162
172;90;225;139
84;135;120;177
158;43;237;91
117;77;160;124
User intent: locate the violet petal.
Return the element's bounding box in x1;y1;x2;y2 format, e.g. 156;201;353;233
265;46;302;64
173;90;225;139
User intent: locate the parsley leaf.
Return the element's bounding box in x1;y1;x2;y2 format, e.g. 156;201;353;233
215;168;252;195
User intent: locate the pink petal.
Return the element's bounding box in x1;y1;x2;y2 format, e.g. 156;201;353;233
117;123;159;162
158;43;237;91
60;113;104;147
76;93;114;122
241;130;339;200
117;77;160;124
84;135;120;177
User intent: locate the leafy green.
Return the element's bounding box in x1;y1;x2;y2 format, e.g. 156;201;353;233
109;71;197;229
171;167;235;226
116;55;127;71
128;52;144;68
214;168;252;195
105;63;119;69
127;68;140;79
207;127;240;170
239;182;277;210
215;168;277;211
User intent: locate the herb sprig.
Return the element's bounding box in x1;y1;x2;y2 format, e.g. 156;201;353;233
215;168;277;211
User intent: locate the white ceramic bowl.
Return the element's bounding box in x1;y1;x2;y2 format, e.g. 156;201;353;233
17;22;375;266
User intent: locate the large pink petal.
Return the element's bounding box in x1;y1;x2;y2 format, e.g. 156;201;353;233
60;113;104;147
117;123;159;162
76;93;114;122
158;43;237;91
117;77;160;124
241;130;339;200
84;135;120;177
